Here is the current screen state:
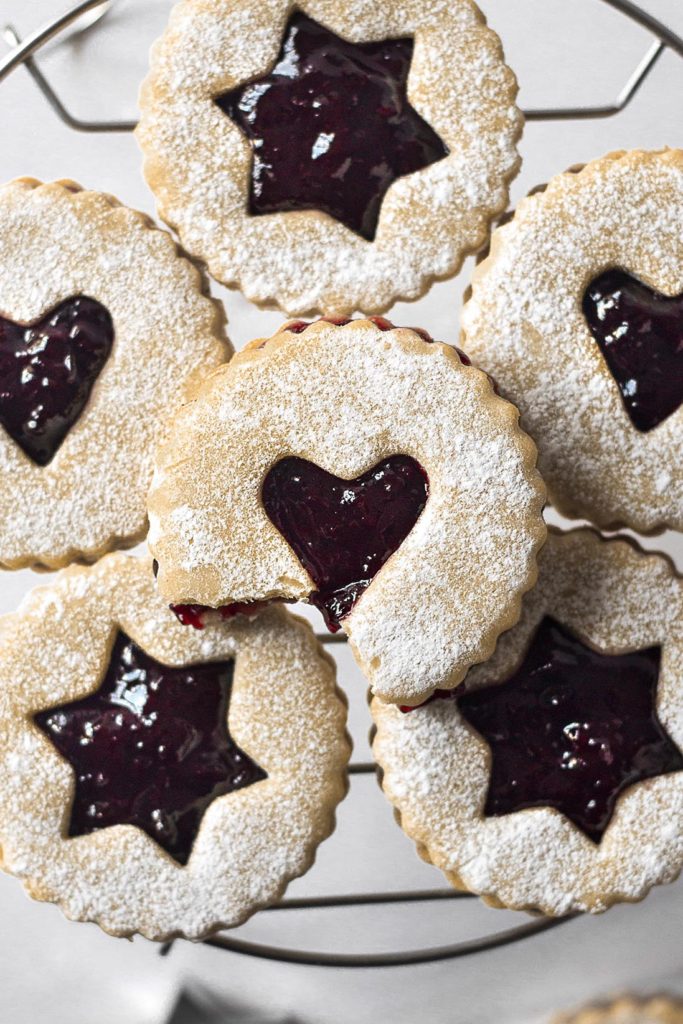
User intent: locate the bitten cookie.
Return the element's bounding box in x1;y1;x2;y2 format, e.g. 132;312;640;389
148;316;545;706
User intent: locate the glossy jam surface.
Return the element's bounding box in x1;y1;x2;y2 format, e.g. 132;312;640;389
35;632;266;864
0;296;113;466
583;269;683;433
262;455;428;630
457;616;682;842
216;11;448;241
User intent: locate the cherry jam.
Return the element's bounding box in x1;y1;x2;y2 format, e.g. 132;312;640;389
458;616;682;842
262;455;428;630
583;269;683;432
0;296;113;465
216;11;448;240
35;632;266;864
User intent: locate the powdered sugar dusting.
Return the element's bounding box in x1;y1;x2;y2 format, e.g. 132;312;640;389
461;149;683;533
149;319;546;704
0;553;350;940
0;179;229;569
373;528;683;915
137;0;522;315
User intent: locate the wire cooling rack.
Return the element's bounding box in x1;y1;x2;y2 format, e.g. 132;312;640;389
1;0;682;970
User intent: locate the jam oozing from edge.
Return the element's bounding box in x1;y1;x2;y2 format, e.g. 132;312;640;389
281;316;484;376
399;689;458;713
170;600;278;630
457;616;683;843
262;455;429;631
216;10;448;241
284;316;437;345
583;269;683;433
34;631;267;864
0;296;114;466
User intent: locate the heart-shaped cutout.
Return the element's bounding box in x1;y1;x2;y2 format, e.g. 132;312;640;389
262;455;429;630
583;269;683;433
0;296;114;466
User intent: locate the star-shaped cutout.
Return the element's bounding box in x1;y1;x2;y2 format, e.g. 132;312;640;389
457;616;683;843
215;10;449;241
35;631;267;865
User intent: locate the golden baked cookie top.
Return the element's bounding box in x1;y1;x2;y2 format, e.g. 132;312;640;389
462;149;683;534
373;528;683;915
148;316;545;706
0;553;350;940
137;0;522;314
0;178;229;569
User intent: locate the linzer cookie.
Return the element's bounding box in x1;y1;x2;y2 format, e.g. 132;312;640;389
372;528;683;915
148;317;546;706
461;149;683;533
0;178;229;569
137;0;522;314
0;554;350;940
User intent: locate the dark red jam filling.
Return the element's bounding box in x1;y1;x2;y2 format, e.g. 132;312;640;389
261;455;428;631
284;316;436;343
0;296;113;466
399;689;455;713
583;269;683;433
215;10;448;241
281;317;482;375
456;616;683;843
171;600;276;630
34;631;266;864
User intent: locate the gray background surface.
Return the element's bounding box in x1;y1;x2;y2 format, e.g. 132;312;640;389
0;2;682;1022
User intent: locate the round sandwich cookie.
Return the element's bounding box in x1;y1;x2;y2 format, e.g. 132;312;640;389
461;149;683;534
0;177;229;569
148;316;546;706
137;0;522;315
372;528;683;915
0;553;350;940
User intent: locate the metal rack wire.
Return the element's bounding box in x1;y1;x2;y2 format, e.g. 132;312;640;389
1;0;682;970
